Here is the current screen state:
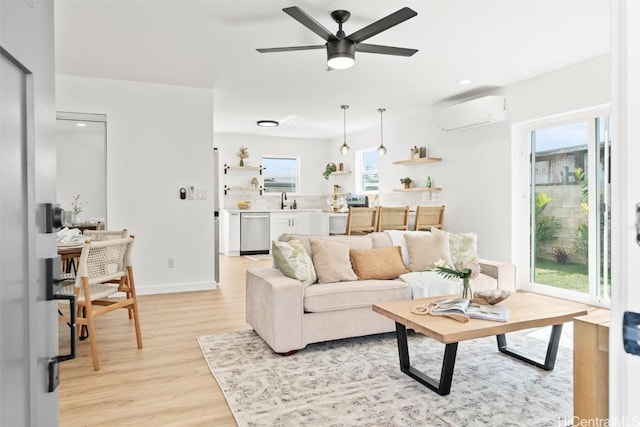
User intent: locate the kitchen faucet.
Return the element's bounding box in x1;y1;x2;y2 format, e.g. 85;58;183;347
280;192;287;209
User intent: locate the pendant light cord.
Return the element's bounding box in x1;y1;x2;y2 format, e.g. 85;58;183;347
343;106;347;143
340;105;350;154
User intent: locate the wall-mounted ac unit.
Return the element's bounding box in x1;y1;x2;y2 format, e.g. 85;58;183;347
436;95;507;131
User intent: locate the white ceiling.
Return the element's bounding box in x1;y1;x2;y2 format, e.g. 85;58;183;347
54;0;610;140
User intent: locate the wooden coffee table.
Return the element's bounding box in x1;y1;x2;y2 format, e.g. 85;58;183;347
372;292;588;395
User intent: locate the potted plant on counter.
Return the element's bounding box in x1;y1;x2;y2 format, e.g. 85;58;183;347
400;177;413;189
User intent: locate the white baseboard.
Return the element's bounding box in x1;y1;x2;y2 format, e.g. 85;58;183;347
136;281;217;295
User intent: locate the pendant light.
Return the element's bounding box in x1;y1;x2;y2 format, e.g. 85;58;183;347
339;105;350;154
376;108;387;156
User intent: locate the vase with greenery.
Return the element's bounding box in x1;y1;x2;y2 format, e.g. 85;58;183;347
237;146;249;167
400;177;412;189
433;260;480;299
70;194;85;224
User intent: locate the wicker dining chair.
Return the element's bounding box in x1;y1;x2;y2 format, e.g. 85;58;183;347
414;205;445;231
376;206;410;231
58;236;142;371
83;229;133;318
345;207;379;235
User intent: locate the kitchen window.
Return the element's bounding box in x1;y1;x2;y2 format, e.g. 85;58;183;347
262;156;299;194
356;147;379;194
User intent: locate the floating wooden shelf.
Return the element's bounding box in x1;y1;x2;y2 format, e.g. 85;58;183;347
392;157;443;165
330;171;351;176
224;165;264;174
224;185;263;195
393;187;442;192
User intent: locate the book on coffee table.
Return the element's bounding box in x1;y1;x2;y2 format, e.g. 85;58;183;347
431;298;509;322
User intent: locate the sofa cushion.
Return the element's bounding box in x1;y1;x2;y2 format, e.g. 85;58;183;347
350;246;409;280
304;279;412;313
369;232;392;248
309;238;358;283
271;239;317;285
431;228;479;270
279;234;373;256
405;232;454;271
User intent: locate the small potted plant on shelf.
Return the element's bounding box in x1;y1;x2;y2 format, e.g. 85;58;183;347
400;177;413;189
323;163;337;180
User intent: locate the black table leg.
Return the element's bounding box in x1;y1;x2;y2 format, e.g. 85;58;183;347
496;323;563;370
395;322;458;395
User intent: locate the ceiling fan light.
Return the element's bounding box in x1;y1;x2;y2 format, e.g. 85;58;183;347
327;39;355;70
257;120;279;127
327;55;355;70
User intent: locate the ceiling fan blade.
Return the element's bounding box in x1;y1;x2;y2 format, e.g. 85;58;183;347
256;45;325;53
283;6;338;42
356;43;418;57
347;7;417;43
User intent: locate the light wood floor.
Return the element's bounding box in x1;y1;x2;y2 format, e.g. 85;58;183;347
58;255;271;427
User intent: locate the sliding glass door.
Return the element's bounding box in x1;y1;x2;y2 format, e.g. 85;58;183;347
527;112;611;305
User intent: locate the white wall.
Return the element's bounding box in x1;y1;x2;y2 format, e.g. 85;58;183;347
56;75;215;294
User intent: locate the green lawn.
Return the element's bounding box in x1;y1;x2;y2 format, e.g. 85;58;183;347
534;258;589;292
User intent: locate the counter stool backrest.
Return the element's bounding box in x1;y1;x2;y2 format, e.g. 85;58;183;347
345;207;378;235
414;205;445;231
376;206;410;231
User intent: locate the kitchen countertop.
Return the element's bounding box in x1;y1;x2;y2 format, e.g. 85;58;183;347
224;209;324;213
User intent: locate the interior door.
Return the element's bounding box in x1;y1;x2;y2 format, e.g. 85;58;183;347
1;1;59;425
610;0;640;420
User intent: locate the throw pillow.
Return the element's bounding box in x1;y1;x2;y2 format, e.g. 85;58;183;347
404;232;454;272
309;238;358;284
349;246;410;280
431;228;479;270
280;234;350;257
271;239;317;285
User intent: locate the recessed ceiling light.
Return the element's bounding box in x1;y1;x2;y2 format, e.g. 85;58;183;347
76;123;87;127
257;120;279;127
457;79;473;85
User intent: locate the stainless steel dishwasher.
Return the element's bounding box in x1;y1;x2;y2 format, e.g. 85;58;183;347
240;212;270;255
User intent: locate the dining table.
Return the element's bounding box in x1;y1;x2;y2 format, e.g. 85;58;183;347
57;242;84;274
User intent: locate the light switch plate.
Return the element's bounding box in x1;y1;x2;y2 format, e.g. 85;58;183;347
196;189;207;200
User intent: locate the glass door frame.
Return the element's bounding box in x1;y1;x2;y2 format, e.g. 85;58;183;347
512;104;611;307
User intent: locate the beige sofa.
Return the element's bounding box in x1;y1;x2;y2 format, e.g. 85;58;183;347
246;232;515;353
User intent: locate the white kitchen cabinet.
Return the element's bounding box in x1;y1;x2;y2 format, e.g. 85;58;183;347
270;212;300;244
227;211;241;256
270;211;329;246
307;211;329;235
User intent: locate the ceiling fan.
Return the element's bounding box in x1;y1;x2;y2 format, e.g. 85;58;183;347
256;6;418;70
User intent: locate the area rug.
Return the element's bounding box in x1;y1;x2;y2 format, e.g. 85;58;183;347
243;254;273;261
198;326;574;427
